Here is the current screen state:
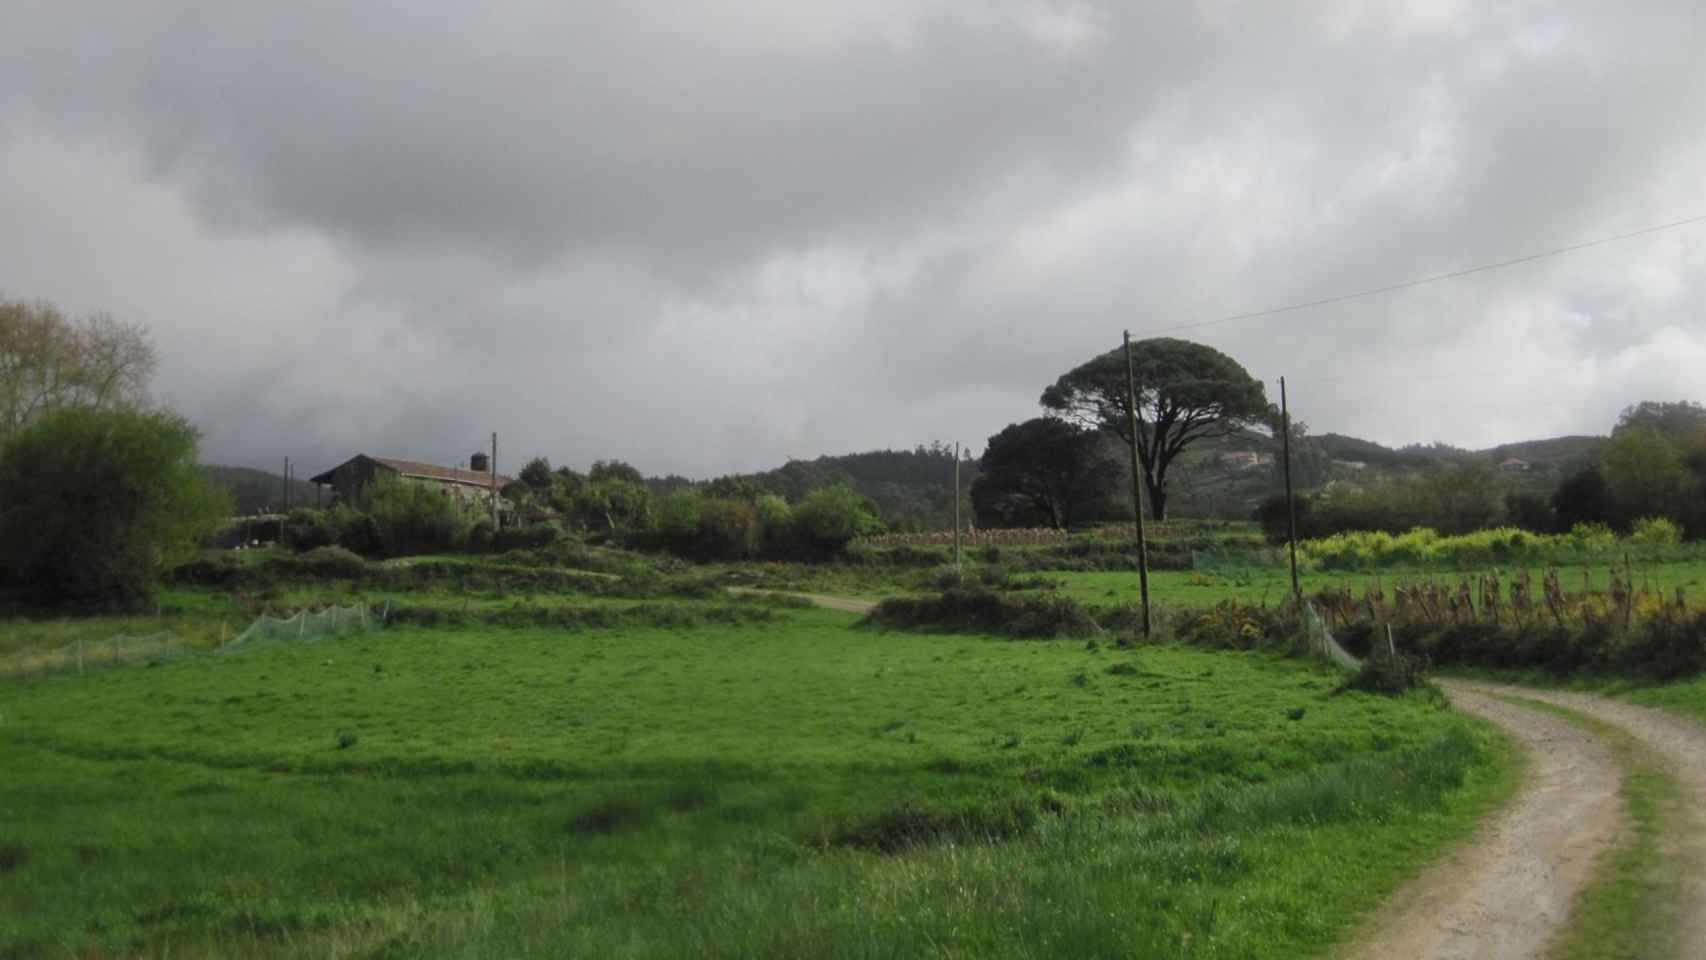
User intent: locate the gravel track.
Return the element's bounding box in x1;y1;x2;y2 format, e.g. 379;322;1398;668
1342;683;1624;960
1448;680;1706;959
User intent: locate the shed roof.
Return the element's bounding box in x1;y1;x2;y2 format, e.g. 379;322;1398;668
309;455;513;488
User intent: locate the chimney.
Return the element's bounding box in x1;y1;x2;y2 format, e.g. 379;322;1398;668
470;451;490;473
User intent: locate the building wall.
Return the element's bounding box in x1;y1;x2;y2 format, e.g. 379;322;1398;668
325;457;387;503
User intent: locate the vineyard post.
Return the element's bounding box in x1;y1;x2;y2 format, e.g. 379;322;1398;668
1123;331;1152;638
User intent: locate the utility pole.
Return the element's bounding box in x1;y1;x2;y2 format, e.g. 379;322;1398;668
490;432;499;530
1281;376;1301;608
953;442;962;570
281;456;291;548
1122;331;1152;638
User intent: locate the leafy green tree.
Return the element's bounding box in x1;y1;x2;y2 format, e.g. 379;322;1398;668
791;484;883;552
1416;460;1506;535
0;406;229;608
549;466;586;516
706;475;761;503
1614;400;1706;441
589;460;645;486
1504;490;1555;533
1552;464;1615;532
971;418;1118;528
1041;337;1267;520
518;457;554;492
573;479;651;533
1600;427;1689;530
0;298;157;441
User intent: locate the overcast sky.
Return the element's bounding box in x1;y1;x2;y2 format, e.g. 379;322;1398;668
3;1;1704;478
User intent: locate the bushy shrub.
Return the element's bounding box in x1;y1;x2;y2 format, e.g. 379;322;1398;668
755;494;792;548
698;497;760;560
283;508;339;552
1341;652;1426;695
354;473;473;557
654;488;704;544
1629;516;1682;548
293;545;367;578
1566;522;1618;554
1297;522;1676;572
168;552;242;586
792;484;884;553
0;406;230;609
328;503;383;556
1170;601;1296;651
865;585;1100;638
1616;613;1706;680
492;521;563;553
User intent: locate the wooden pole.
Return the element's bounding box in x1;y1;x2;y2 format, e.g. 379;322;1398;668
953;442;962;570
490;432;499;530
1281;376;1302;608
281;457;290;546
1122;331;1152;638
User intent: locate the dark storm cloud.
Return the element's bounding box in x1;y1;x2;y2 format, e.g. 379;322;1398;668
2;1;1705;476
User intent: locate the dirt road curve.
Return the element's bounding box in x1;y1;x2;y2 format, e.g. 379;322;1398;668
1450;680;1706;959
1342;683;1624;960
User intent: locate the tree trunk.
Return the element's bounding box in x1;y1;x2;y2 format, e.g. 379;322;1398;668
1145;474;1168;522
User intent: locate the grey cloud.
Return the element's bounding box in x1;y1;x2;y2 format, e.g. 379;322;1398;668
2;1;1705;477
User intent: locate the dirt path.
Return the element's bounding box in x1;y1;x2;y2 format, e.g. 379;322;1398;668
1342;682;1624;960
1448;680;1706;959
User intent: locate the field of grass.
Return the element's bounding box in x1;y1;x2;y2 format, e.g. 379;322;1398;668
2;596;1516;958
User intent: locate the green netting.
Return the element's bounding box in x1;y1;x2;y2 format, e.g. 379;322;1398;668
1301;602;1360;668
4;602;388;679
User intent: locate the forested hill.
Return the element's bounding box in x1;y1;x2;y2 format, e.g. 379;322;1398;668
1312;433;1605;470
203;465;320;514
1482;435;1606;467
724;444;976;531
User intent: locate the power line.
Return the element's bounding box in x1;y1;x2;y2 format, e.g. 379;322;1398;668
1144;213;1706;336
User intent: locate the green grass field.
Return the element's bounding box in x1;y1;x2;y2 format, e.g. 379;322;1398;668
2;597;1516;958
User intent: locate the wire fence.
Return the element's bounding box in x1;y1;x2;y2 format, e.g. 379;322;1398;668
2;602;388;680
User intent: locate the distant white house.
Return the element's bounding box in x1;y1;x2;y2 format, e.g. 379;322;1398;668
1332;459;1368;471
1217;451;1273;470
1499;457;1530;472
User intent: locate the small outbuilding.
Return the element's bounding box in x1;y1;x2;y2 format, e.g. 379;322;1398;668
309;454;514;514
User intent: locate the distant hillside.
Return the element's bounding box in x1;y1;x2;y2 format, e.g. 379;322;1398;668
1315;434;1444;467
1480;435;1605;467
203;465;321;514
642;429;1608;529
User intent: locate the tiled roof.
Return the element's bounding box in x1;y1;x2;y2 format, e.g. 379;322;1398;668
371;456;513;488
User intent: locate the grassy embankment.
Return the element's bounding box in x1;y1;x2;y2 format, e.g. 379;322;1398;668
2;578;1516;958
